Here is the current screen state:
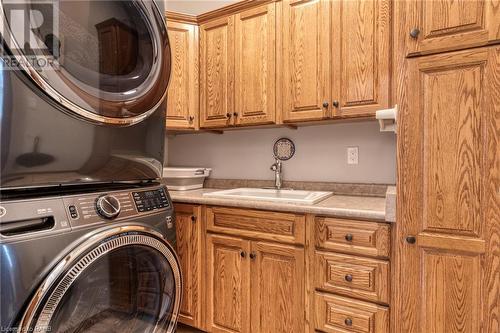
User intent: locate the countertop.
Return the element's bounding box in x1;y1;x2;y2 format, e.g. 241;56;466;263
169;188;389;222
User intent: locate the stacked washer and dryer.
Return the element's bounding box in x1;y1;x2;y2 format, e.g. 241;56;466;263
0;1;181;332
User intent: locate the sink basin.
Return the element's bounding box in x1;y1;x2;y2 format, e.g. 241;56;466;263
203;188;332;205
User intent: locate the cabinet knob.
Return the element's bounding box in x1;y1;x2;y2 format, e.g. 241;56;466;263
249;252;257;260
344;274;353;282
406;236;417;244
233;112;239;117
345;234;353;242
410;28;420;38
344;318;353;326
190;215;196;223
240;251;246;258
189;115;195;122
322;101;329;108
226;113;232;118
332;100;339;108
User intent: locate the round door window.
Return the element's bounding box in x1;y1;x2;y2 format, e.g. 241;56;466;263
19;227;181;333
0;0;170;124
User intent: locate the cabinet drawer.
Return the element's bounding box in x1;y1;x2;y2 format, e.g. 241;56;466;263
206;206;305;245
315;292;389;333
315;251;390;304
315;217;390;258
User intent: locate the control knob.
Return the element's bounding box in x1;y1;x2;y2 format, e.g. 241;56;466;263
96;195;121;219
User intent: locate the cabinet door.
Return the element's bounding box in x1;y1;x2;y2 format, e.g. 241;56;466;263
250;241;305;333
200;17;235;128
331;0;390;117
174;204;202;327
395;46;500;333
166;22;199;129
207;234;251;333
234;4;276;126
281;0;331;122
406;0;500;56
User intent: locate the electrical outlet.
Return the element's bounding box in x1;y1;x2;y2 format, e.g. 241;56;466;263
347;147;359;165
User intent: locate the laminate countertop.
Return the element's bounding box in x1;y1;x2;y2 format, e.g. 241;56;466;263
168;188;391;222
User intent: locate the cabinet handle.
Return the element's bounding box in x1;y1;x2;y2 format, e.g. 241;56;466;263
190;215;196;223
332;100;339;108
233;112;239;117
249;252;256;260
189;115;195;122
226;113;232;118
322;101;329;108
406;236;417;244
240;251;246;258
345;234;353;242
344;318;353;326
344;274;353;282
410;28;420;38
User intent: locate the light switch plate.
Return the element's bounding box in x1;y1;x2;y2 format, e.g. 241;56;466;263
347;147;359;165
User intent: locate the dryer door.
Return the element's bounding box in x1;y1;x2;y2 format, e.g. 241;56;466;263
0;0;170;125
18;226;181;333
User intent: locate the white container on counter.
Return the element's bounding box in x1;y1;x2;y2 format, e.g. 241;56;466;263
162;167;211;190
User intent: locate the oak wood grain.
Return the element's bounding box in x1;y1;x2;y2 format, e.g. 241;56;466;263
234;3;277;126
206;206;305;245
200;17;235;128
315;251;390;305
174;204;203;328
315;217;391;259
166;22;199;129
206;234;251;333
250;241;305;333
407;0;500;56
331;0;390;118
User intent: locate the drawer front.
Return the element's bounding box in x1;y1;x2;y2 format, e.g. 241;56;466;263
315;217;390;258
315;252;390;304
315;292;389;333
206;206;305;245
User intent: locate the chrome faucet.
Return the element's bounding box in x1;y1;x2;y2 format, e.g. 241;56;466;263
270;159;283;190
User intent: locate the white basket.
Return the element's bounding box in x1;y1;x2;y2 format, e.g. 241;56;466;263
163;167;211;190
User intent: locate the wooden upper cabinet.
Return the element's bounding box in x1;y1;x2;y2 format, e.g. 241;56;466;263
234;4;277;126
406;0;500;56
206;234;251;333
395;46;500;332
166;21;199;129
173;204;202;328
281;0;331;122
200;17;235;128
331;0;390;117
250;241;305;333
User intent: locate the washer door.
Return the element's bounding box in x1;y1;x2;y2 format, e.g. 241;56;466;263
19;226;181;333
0;0;170;125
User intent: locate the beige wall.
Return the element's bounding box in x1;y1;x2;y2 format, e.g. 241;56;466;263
165;0;239;15
166;121;396;184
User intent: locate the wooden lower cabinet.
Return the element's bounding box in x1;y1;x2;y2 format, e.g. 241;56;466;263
174;204;203;328
250;241;305;333
206;234;305;333
206;234;251;333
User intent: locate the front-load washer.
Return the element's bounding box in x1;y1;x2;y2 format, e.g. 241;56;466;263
0;183;181;333
0;0;171;191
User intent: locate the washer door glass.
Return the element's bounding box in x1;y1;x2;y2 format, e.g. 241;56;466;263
1;0;170;124
49;245;176;332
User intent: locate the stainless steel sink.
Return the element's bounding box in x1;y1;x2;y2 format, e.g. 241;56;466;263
202;188;332;205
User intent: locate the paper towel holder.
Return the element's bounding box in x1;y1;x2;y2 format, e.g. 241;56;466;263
376;105;397;133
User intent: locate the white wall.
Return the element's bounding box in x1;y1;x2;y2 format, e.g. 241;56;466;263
166;121;396;184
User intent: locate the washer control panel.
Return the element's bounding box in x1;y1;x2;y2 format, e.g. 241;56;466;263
132;188;170;212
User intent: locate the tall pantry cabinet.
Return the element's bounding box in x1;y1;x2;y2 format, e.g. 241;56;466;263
394;0;500;332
